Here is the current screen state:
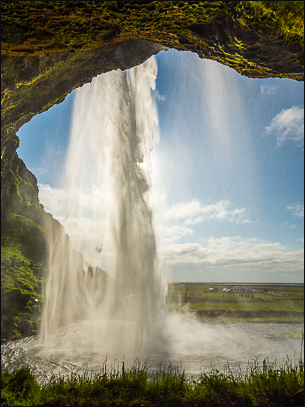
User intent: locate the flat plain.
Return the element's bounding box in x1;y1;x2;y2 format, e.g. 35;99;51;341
166;283;304;323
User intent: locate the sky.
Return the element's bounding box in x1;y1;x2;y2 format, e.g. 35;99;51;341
17;49;304;283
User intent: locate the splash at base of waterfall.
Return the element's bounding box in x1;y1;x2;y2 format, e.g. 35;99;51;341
40;320;143;359
2;319;303;385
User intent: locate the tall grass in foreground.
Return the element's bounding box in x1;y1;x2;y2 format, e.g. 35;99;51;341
1;356;304;406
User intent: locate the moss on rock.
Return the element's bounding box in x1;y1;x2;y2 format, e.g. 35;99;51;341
1;214;47;340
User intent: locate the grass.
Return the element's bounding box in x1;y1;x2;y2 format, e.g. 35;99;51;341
1;356;304;406
166;283;304;323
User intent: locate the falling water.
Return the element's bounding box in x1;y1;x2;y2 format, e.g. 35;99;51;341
40;56;166;361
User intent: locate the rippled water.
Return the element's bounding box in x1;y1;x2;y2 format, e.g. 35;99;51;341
2;317;303;383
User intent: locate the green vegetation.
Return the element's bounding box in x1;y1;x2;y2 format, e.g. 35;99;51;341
1;1;303;56
1;357;303;406
166;283;304;323
232;1;304;44
1;213;47;341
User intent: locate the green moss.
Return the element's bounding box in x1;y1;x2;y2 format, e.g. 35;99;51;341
1;1;303;57
2;213;47;264
1;148;44;229
1;214;47;340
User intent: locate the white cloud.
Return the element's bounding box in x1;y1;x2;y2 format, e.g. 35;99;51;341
154;89;166;102
289;225;297;229
38;183;68;215
260;84;277;96
154;198;255;245
38;183;106;219
287;203;304;218
156;224;194;243
265;106;304;147
30;167;48;175
161;199;253;226
297;238;304;243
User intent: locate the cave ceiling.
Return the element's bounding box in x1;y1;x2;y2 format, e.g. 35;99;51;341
1;1;304;204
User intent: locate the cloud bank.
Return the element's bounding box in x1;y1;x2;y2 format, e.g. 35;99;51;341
161;237;304;283
38;183;304;283
155;199;255;244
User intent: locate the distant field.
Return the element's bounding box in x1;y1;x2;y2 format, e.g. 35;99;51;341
166;283;304;323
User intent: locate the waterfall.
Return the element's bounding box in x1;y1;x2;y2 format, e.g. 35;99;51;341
40;56;166;360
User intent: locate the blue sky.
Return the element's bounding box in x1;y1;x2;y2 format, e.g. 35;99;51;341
17;49;304;283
